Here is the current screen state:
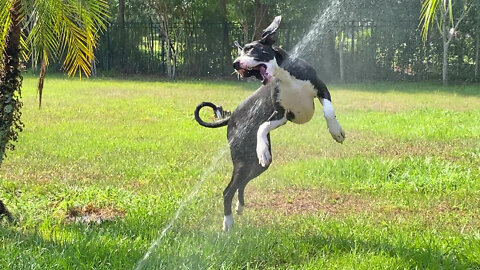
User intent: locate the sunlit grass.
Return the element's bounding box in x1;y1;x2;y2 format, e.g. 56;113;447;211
1;75;479;269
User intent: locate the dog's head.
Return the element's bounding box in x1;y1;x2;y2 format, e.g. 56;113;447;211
233;16;281;85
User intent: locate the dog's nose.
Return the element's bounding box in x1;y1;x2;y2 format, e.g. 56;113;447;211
233;61;241;70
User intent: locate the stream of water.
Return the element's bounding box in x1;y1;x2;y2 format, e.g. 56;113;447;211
134;0;343;268
290;0;342;59
134;147;228;270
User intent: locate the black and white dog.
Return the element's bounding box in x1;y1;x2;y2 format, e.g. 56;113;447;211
194;16;345;231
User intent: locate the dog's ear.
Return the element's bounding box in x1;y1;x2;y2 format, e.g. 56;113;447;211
260;16;281;46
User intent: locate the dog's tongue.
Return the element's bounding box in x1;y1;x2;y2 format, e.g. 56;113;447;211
259;65;270;85
237;69;245;77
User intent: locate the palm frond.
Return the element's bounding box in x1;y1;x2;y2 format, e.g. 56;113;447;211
419;0;441;42
25;0;61;67
57;0;109;78
9;0;109;78
0;0;13;63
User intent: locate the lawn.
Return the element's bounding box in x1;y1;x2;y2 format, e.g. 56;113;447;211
1;76;479;269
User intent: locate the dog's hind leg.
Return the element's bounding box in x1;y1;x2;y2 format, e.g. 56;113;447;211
235;166;266;215
224;162;267;230
223;165;250;231
236;185;245;215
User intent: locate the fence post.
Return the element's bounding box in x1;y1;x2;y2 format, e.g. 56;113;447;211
106;27;110;71
222;20;229;76
161;38;165;75
351;21;355;81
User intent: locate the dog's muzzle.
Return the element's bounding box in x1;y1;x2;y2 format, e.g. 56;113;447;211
233;60;271;85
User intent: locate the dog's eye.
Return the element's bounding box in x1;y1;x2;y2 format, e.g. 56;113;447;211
244;46;253;52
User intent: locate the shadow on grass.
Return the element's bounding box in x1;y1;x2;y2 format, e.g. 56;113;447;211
2;216;479;269
333;81;480;96
0;219;149;269
296;232;476;269
139;223;479;269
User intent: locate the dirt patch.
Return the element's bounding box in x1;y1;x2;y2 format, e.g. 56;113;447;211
66;203;125;224
247;187;372;217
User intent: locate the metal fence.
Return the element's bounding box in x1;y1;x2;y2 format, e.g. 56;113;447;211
94;21;478;82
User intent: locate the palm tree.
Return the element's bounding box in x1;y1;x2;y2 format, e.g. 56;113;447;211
0;0;109;219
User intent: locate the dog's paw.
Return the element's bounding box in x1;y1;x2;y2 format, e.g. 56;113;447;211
327;119;346;143
256;138;271;167
223;215;234;232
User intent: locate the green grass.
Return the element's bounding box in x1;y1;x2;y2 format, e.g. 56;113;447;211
1;75;479;269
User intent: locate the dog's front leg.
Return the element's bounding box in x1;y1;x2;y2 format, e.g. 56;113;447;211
313;79;345;143
320;98;345;143
257;110;287;167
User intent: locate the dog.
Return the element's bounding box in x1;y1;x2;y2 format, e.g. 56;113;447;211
194;16;345;231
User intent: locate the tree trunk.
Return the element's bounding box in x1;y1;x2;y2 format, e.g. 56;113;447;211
0;0;23;220
37;57;46;109
118;0;126;67
172;35;177;80
253;0;270;40
457;38;464;77
166;38;172;79
220;0;229;75
476;33;479;80
442;17;449;85
442;39;449;85
118;0;125;27
0;1;22;164
339;31;345;83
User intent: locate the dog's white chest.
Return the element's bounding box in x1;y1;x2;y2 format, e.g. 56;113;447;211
275;69;316;124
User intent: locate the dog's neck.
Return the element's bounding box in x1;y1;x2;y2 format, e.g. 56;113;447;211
271;46;291;81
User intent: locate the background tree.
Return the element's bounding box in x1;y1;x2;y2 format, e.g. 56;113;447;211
90;0;479;82
148;0;187;80
420;0;472;85
0;0;109;218
472;2;480;80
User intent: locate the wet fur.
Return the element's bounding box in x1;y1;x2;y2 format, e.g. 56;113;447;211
194;16;344;231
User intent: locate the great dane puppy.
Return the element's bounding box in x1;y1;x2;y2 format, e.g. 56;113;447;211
195;16;345;231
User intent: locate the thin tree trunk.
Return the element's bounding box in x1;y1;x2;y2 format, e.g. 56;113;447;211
166;38;172;79
220;0;229;75
475;33;479;79
339;31;345;83
457;38;464;77
118;0;126;67
424;34;430;73
37;57;46;109
442;15;449;85
0;0;23;220
118;0;125;27
172;37;177;80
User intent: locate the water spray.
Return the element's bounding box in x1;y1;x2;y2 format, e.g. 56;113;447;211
134;147;228;270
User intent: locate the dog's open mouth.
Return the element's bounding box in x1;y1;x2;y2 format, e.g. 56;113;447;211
236;64;271;85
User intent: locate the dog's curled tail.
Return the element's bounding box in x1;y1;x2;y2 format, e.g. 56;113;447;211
194;102;231;128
